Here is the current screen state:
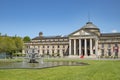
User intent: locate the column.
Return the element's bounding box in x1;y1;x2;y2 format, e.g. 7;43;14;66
84;39;87;56
74;39;76;55
79;39;81;56
69;39;71;55
90;39;93;55
95;39;98;57
49;45;52;55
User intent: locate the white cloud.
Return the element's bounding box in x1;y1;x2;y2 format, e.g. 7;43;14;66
112;29;117;33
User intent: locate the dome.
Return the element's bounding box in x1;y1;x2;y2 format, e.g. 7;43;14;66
81;22;100;36
82;22;99;30
39;32;43;37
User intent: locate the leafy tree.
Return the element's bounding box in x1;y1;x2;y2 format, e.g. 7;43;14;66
13;36;24;52
23;36;31;42
0;35;24;58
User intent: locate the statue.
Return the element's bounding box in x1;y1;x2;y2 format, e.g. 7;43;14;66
27;48;40;63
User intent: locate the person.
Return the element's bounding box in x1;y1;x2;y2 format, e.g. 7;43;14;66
80;55;84;58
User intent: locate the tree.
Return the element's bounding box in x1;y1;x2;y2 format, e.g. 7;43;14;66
13;36;24;52
0;35;24;58
23;36;31;42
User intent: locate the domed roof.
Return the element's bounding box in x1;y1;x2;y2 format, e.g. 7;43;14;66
82;22;99;30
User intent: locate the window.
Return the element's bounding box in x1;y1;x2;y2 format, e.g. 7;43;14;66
52;50;54;53
55;39;58;41
47;50;49;54
42;50;44;54
108;44;111;48
115;43;118;47
38;50;40;53
42;40;45;41
101;44;104;48
52;46;54;48
59;39;63;41
64;39;68;41
58;45;60;48
57;50;60;53
46;39;49;41
50;39;53;41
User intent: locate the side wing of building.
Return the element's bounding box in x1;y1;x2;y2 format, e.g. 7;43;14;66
99;33;120;57
24;35;69;57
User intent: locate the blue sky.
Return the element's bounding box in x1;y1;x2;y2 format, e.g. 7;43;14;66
0;0;120;38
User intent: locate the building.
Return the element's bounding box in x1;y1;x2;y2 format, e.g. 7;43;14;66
24;22;120;58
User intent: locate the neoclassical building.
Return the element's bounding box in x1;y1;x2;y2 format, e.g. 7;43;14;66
24;22;120;58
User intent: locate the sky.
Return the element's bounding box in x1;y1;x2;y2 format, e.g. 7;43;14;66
0;0;120;38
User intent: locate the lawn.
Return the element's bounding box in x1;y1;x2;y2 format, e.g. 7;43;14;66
0;59;120;80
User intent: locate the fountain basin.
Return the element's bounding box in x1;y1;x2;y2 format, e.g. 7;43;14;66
0;61;89;69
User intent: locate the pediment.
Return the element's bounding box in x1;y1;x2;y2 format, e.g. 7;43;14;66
69;29;93;36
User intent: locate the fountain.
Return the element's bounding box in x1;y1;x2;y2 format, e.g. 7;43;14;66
25;48;43;63
0;48;89;69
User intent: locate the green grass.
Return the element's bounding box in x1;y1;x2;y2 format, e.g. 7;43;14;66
0;60;120;80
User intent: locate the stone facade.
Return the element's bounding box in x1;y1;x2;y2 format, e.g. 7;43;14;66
24;33;69;57
23;22;120;58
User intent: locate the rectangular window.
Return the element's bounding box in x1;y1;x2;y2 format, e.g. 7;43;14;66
52;46;54;48
102;44;104;48
38;50;40;53
42;50;44;54
57;50;59;53
47;50;49;54
59;39;63;41
58;45;59;48
46;39;49;41
108;44;111;48
50;39;53;41
55;39;58;41
52;50;54;53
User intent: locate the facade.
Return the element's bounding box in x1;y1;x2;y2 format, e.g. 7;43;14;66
24;22;120;58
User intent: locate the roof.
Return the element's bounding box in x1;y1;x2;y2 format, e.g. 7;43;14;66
101;33;120;37
32;36;68;40
81;22;99;30
69;22;100;36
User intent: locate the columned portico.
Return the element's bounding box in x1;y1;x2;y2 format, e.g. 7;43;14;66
69;38;95;57
68;22;100;58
